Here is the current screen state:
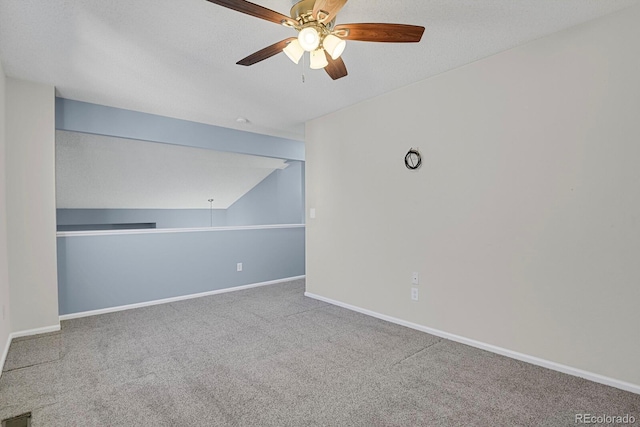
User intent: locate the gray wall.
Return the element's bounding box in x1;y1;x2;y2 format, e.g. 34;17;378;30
0;55;12;367
306;6;640;387
57;227;305;315
6;78;59;333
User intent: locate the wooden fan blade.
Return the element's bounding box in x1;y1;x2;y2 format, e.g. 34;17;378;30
237;38;296;66
205;0;297;27
313;0;348;24
324;51;348;80
334;23;424;43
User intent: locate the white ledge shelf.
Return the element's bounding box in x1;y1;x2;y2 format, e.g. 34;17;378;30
57;224;306;237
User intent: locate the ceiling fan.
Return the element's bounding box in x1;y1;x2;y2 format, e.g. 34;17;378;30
205;0;425;80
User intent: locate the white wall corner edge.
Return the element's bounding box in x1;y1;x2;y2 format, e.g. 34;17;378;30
304;291;640;396
59;275;306;321
0;333;12;380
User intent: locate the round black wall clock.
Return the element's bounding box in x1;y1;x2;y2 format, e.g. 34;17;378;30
405;148;422;170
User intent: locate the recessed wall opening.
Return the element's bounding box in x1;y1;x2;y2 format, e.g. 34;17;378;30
54;125;306;317
55;130;305;230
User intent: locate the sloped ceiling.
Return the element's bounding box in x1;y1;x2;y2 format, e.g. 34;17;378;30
56;131;288;209
1;1;639;141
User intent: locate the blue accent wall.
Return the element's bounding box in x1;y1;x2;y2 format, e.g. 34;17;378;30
278;161;305;225
55;99;306;315
227;161;305;226
57;227;305;315
55;98;304;161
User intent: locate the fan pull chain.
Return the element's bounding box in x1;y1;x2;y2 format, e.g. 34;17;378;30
301;52;306;83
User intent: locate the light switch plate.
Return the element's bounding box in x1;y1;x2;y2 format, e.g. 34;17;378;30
412;272;419;285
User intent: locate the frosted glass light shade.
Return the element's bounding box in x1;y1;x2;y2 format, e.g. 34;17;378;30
310;48;329;69
323;34;346;60
298;27;320;51
283;39;304;64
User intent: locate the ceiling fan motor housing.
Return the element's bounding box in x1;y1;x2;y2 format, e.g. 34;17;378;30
290;0;335;28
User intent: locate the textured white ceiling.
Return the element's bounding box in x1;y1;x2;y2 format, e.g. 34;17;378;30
56;131;288;209
2;0;638;141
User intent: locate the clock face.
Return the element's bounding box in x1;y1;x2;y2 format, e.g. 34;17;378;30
405;149;422;170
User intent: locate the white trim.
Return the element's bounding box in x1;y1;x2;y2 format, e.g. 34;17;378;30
11;324;61;339
304;292;640;395
0;333;11;379
60;276;306;320
57;223;305;238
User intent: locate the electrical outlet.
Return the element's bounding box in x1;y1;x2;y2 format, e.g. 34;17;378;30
310;208;316;219
412;272;419;285
411;288;419;301
237;263;243;272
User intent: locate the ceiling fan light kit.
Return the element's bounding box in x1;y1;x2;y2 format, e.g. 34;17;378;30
205;0;425;80
310;48;329;69
298;26;321;51
283;39;304;64
323;34;346;60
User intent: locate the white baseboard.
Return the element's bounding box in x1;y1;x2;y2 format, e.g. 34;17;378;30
11;324;61;339
60;275;306;321
1;324;61;377
304;291;640;396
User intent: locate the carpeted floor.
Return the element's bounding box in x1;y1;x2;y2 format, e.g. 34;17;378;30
1;279;638;426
